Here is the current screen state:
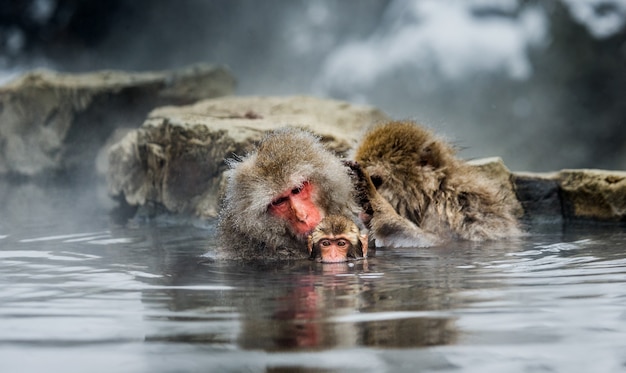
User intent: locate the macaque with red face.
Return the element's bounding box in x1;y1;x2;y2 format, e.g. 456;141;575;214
307;215;368;263
218;128;356;260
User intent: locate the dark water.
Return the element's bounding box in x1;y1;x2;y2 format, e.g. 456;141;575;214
2;184;626;373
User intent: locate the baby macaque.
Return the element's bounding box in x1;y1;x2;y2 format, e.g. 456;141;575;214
307;215;368;263
349;120;521;248
218;128;356;260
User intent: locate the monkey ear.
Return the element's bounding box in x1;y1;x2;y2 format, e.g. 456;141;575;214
359;234;368;258
307;235;313;254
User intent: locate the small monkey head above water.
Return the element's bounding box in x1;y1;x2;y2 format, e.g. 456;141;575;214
307;215;368;263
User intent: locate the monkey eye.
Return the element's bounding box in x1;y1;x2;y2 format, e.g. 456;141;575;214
271;196;288;207
337;239;347;247
370;175;383;189
291;185;303;195
320;239;331;247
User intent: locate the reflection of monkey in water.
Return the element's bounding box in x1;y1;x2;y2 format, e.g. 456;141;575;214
307;215;368;263
218;128;355;260
349;120;521;248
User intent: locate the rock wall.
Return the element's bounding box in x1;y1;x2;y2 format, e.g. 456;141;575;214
514;170;626;222
107;95;390;218
0;64;235;178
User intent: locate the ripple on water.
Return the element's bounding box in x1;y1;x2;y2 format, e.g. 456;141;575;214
1;219;626;372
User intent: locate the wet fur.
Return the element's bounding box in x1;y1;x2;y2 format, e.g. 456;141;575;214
218;128;355;260
352;121;521;247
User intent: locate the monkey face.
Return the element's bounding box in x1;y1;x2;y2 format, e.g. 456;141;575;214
307;215;368;263
316;237;353;263
268;181;323;238
310;238;366;263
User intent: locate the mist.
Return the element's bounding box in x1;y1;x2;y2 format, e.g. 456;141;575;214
1;0;625;172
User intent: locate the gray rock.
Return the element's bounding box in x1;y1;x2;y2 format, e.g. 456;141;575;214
0;64;235;177
511;169;626;222
512;171;562;222
558;169;626;221
434;157;626;222
467;159;626;222
106;95;390;218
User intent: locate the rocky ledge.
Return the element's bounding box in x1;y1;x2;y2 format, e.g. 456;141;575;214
471;159;626;223
106;95;389;217
514;169;626;222
106;94;625;223
0;66;623;223
0;63;235;178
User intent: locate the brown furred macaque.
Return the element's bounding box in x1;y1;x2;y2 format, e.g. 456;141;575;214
307;215;368;263
218;128;356;260
348;120;521;248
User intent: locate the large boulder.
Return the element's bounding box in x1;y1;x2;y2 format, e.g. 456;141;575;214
559;169;626;220
106;95;390;218
0;64;235;178
459;158;626;223
464;160;626;223
513;169;626;222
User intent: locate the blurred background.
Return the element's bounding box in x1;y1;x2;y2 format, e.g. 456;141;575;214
1;0;624;172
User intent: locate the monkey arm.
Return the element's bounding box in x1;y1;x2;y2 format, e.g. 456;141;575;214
345;161;439;248
367;189;440;247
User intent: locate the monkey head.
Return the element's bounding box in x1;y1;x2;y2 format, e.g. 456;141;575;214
219;128;355;259
354;121;458;224
351;120;521;245
307;215;368;263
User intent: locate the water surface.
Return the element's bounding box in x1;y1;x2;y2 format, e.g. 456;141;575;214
1;184;626;372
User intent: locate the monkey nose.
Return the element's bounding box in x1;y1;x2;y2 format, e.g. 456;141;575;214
288;200;308;222
292;205;308;222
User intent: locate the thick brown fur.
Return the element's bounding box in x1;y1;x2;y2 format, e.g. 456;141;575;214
218;128;355;260
351;120;521;247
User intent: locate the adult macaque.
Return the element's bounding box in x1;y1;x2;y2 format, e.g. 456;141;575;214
348;120;521;248
307;215;368;263
218;128;355;260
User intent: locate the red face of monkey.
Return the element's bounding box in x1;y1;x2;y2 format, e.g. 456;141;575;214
307;215;369;263
268;181;323;237
316;237;352;263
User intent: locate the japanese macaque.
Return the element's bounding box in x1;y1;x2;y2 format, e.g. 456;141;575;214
218;128;355;260
307;215;368;263
349;120;521;248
